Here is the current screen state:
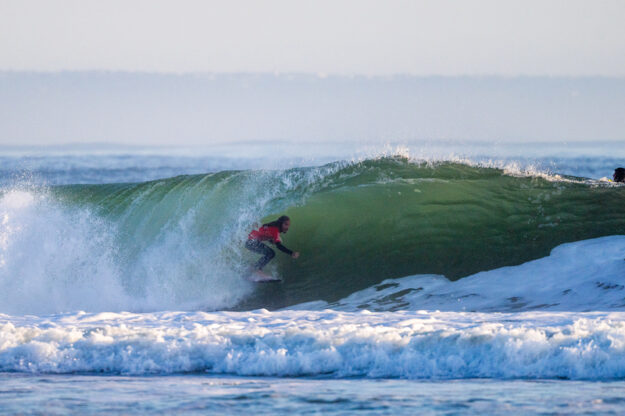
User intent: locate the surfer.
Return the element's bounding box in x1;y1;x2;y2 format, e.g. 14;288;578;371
614;168;625;183
245;215;300;271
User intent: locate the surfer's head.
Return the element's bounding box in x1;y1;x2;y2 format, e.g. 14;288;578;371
280;218;291;233
614;168;625;183
264;215;291;233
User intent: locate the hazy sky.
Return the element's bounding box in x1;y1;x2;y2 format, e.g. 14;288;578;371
2;1;624;147
2;0;625;76
2;73;624;145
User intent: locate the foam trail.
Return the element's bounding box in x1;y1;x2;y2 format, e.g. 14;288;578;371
1;309;625;379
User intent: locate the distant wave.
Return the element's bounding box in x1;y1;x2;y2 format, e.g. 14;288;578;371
0;157;624;314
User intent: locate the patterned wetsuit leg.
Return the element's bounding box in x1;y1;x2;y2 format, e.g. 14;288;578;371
245;240;276;270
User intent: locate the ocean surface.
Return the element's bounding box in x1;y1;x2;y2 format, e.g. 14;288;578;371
1;142;624;414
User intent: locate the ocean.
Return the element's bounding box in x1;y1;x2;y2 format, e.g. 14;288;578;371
0;142;624;414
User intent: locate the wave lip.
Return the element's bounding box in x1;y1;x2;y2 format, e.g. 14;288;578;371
1;309;625;379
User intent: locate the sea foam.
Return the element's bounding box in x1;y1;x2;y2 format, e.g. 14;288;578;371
1;309;625;379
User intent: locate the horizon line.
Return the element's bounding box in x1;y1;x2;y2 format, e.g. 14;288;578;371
2;70;625;80
1;139;624;150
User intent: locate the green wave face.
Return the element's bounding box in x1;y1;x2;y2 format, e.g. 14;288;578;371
48;159;625;310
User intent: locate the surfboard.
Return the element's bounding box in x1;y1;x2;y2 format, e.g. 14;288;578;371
246;270;282;283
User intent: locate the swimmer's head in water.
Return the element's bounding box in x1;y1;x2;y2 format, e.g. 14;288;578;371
614;168;625;183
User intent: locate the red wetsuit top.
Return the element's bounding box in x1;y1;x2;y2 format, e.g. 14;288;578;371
248;225;281;244
247;225;293;255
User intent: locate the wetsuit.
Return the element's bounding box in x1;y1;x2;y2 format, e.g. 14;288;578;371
245;225;293;270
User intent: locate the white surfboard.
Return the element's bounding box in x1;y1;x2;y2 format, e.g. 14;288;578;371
246;270;282;283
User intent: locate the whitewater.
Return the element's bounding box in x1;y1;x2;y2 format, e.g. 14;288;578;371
1;145;624;414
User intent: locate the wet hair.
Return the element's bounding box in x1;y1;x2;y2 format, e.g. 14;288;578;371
614;168;625;183
263;215;291;230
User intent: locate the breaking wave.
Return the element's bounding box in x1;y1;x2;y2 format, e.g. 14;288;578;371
0;157;623;314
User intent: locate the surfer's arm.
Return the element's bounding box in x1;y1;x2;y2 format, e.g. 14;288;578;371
275;242;293;256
